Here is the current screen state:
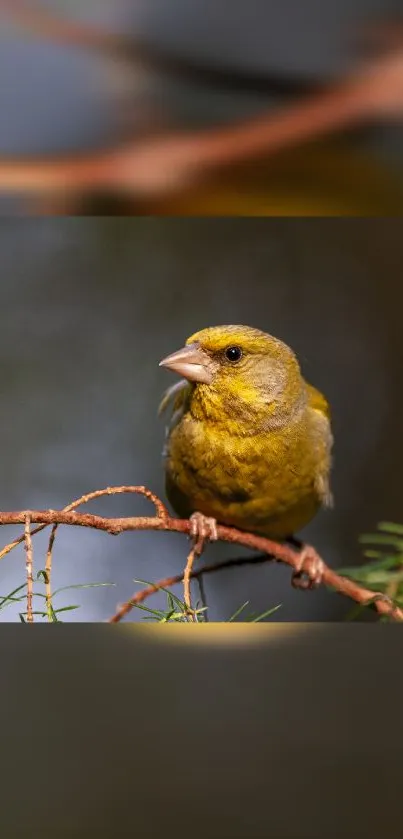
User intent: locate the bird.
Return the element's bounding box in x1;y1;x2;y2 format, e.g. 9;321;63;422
158;324;333;587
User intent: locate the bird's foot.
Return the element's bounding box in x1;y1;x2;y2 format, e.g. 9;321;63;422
292;544;324;590
189;512;218;547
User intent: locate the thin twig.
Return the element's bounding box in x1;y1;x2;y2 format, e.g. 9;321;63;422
0;521;46;561
108;551;401;624
0;484;169;565
2;485;168;622
44;523;57;621
0;486;401;622
42;486;167;621
24;513;33;623
110;557;273;624
183;537;205;620
197;573;209;622
183;545;196;619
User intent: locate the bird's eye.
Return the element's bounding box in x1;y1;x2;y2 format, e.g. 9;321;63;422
225;346;243;363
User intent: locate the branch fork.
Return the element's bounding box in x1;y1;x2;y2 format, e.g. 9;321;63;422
0;485;400;623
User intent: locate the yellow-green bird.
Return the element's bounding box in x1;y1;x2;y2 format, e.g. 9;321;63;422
159;325;333;585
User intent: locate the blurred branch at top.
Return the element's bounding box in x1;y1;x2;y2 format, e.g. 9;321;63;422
1;1;403;215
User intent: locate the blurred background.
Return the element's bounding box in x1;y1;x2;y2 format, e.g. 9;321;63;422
0;216;402;622
0;0;403;214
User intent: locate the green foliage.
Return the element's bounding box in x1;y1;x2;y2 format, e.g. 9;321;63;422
131;578;208;622
130;579;281;622
338;522;403;620
0;571;115;622
228;601;282;622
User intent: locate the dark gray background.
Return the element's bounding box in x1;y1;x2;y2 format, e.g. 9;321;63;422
1;624;403;837
0;218;401;621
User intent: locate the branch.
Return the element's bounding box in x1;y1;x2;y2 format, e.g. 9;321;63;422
24;513;33;623
0;2;402;202
0;485;401;623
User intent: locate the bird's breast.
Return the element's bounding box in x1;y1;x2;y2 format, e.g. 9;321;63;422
164;412;323;536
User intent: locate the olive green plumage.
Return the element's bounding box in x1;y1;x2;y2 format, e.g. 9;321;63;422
159;325;333;540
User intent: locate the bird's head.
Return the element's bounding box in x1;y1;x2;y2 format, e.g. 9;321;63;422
159;325;305;429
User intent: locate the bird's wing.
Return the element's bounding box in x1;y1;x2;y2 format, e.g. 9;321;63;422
306;383;333;508
159;379;192;460
158;379;191;418
306;383;331;421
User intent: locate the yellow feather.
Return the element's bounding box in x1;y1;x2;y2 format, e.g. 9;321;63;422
307;383;331;421
159;326;333;540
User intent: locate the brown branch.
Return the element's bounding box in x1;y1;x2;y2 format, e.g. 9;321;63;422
44;523;56;621
108;552;401;624
0;40;402;202
0;484;168;563
183;544;196;619
183;538;205;621
109;555;273;623
24;513;33;623
2;0;126;53
0;485;168;622
0;485;401;622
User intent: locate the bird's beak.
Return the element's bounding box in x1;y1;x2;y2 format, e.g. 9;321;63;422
159;342;214;384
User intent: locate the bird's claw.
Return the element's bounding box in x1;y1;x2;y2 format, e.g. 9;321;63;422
292;544;324;590
189;512;218;546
